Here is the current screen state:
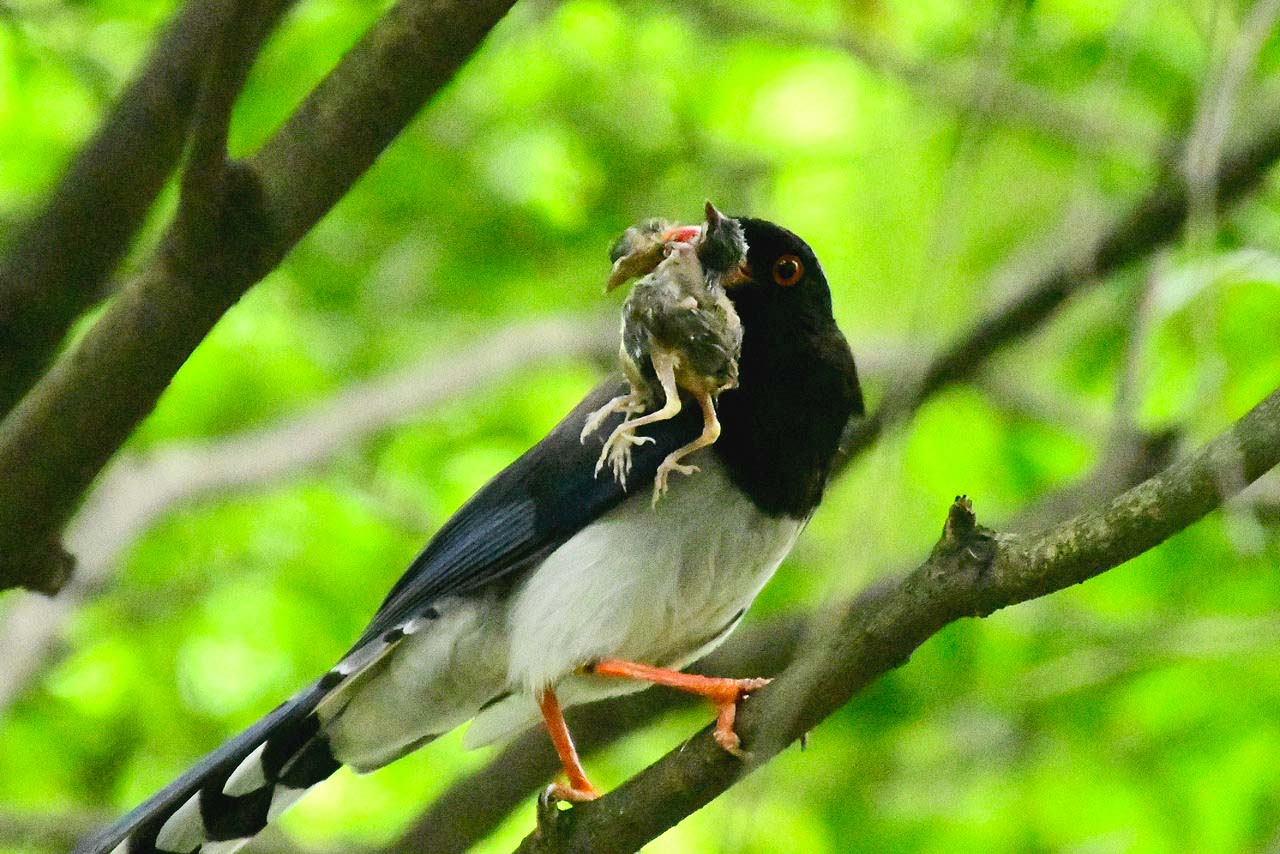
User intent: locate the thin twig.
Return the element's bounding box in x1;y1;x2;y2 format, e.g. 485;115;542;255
833;113;1280;474
174;0;261;240
973;371;1110;436
1110;253;1165;437
1184;0;1280;246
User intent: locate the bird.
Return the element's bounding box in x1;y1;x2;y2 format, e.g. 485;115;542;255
584;202;748;502
77;214;864;854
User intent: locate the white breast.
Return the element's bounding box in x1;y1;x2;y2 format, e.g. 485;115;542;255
329;452;804;760
504;452;802;691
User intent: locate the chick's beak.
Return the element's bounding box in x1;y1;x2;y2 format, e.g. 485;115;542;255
604;270;626;292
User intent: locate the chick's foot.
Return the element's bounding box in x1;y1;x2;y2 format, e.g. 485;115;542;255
580;392;644;443
652;454;699;505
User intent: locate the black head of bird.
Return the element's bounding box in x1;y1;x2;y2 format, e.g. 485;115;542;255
725;218;832;320
709;216;864;517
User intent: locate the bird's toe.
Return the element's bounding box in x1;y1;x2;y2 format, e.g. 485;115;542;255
713;727;747;758
545;780;601;803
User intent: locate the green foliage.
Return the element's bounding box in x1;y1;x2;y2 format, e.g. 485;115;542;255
3;0;1280;851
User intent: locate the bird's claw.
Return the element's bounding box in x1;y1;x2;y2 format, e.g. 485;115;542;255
580;416;604;444
595;426;654;486
580;396;644;444
652;458;700;505
543;780;600;804
735;677;771;692
714;727;748;757
536;781;597;836
710;677;771;759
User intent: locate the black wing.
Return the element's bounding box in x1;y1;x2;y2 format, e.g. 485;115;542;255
353;377;701;646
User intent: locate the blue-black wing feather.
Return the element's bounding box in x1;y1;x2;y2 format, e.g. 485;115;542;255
356;378;701;645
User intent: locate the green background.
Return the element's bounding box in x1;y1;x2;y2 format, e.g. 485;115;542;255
2;0;1280;850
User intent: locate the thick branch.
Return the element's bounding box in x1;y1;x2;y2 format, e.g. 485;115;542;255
835;116;1280;471
0;0;295;416
515;385;1280;853
0;0;517;594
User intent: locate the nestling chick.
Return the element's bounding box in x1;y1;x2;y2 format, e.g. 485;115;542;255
577;219;702;444
584;202;748;504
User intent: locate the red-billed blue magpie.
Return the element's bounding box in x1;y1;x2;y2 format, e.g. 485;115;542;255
77;215;863;853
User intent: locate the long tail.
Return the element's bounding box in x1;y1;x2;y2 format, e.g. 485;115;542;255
75;683;338;854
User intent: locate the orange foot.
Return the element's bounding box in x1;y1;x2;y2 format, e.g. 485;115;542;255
702;675;771;756
545;780;600;803
586;659;770;758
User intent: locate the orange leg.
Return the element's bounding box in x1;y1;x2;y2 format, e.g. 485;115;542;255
538;687;600;802
586;659;769;756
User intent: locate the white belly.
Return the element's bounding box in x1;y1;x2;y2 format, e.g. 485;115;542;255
505;452;801;688
327;452;803;762
466;452;802;747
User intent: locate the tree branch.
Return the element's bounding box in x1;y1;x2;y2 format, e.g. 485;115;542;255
690;0;1161;155
175;0;266;239
0;314;613;716
0;0;296;416
835;115;1280;472
514;384;1280;853
0;0;517;594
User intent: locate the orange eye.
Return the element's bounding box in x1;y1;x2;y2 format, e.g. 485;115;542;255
772;254;803;287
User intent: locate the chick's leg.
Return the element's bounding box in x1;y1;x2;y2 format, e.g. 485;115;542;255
595;350;681;485
652;391;720;505
583;659;769;757
579;390;645;443
539;687;599;802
